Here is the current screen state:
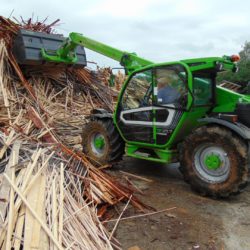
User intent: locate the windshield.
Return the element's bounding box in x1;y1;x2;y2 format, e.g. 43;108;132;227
193;74;213;106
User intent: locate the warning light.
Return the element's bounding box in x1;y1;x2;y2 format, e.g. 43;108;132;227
231;55;240;62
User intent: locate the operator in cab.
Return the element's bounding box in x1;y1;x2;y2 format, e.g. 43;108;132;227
157;75;181;104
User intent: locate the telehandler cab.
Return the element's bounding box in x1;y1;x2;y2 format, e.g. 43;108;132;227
13;29;250;198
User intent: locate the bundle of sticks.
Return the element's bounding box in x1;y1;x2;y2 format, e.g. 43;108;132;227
0;15;148;249
0;139;117;249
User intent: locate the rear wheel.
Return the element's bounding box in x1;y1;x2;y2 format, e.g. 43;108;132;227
82;118;124;165
179;125;249;198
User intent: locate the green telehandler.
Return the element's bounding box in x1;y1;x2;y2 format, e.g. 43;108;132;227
13;29;250;198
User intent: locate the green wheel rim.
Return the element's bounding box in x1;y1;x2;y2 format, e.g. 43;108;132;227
94;136;105;149
91;133;106;156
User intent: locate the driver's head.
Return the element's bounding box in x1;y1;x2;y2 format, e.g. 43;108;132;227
157;76;171;89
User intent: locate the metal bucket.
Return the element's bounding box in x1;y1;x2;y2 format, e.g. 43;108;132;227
12;29;87;67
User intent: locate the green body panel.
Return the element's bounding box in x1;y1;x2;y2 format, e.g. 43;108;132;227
126;144;177;163
40;32;245;164
182;56;236;72
212;86;250;112
166;106;211;146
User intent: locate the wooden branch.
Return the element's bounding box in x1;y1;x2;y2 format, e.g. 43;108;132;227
58;163;64;245
109;195;132;240
2;141;20;249
5;158;15;250
13;204;25;249
30;174;46;249
3;173;64;250
119;170;153;183
105;207;177;223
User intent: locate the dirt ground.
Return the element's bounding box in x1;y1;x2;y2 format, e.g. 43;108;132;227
108;158;250;250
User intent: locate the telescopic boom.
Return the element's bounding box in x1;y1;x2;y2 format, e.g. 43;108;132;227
41;32;153;74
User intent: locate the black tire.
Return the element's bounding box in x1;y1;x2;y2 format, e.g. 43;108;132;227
236;103;250;127
82;118;124;165
179;125;249;198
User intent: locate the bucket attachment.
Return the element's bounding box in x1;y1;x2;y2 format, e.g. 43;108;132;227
12;29;87;67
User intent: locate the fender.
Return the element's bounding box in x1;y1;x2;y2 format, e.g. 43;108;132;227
198;117;250;140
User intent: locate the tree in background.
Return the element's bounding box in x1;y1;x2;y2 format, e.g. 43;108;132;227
217;41;250;86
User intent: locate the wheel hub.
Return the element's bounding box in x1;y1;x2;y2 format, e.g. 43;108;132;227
94;136;105;150
194;144;230;183
204;153;222;170
91;133;106;156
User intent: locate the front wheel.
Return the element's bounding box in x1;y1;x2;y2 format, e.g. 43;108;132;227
179;125;249;198
82;118;124;165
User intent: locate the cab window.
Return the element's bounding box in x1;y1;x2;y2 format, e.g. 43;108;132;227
155;65;188;107
122;70;152;110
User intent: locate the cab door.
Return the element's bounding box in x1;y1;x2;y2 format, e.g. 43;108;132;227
116;63;189;146
116;69;155;144
152;64;189;145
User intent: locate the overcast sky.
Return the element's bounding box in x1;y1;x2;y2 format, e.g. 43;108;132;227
2;0;250;69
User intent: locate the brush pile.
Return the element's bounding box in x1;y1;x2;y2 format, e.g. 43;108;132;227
0;16;145;249
0;142;115;249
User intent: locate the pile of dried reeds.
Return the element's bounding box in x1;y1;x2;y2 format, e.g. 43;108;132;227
0;16;147;249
